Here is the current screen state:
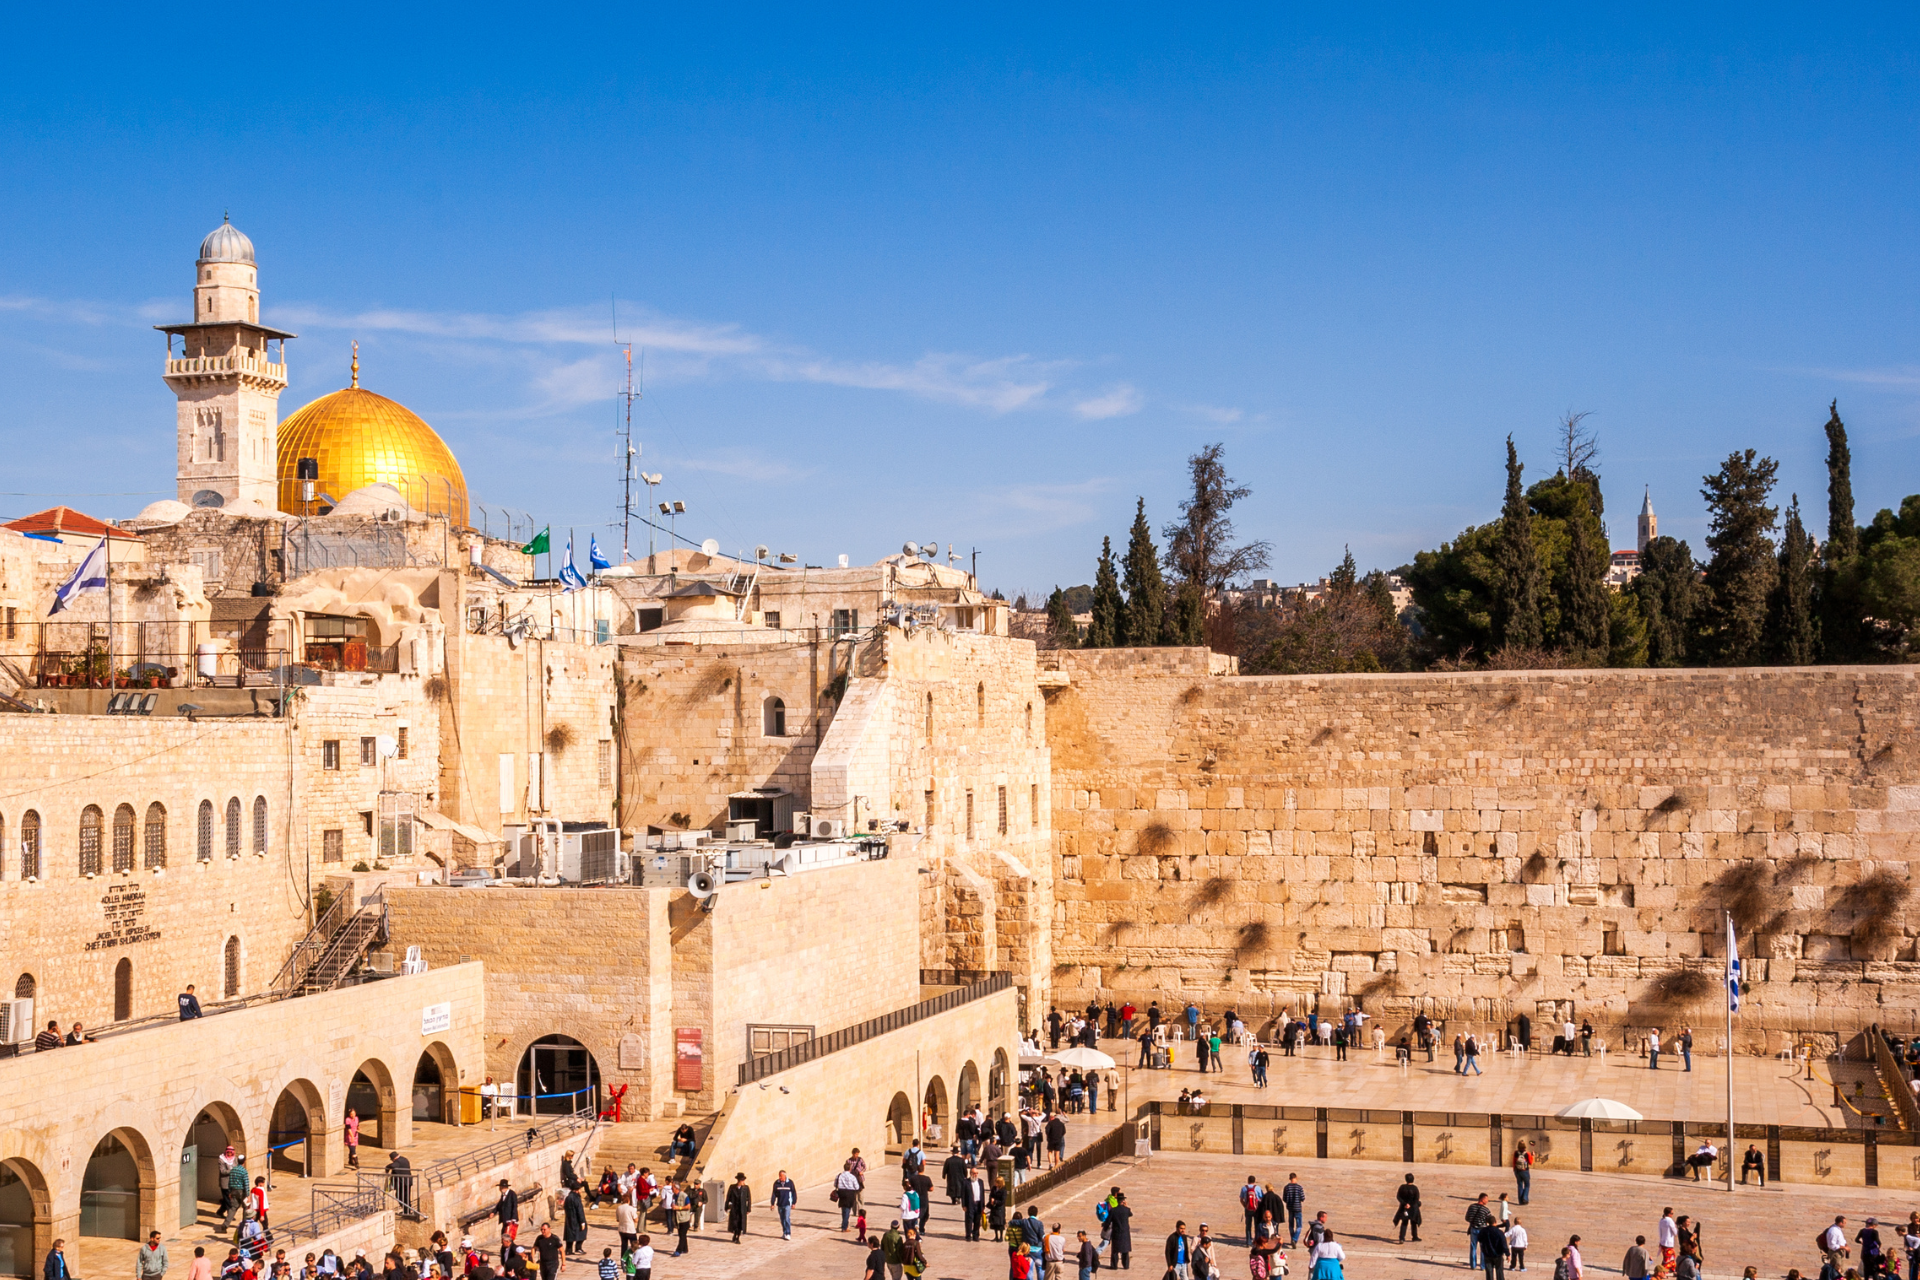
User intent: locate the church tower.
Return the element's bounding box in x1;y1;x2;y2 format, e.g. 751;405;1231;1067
158;217;295;509
1637;487;1657;554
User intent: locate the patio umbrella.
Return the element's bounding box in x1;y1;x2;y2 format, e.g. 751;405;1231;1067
1555;1097;1644;1121
1047;1046;1118;1070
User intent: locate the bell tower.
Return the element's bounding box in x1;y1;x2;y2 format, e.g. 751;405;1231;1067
158;216;296;509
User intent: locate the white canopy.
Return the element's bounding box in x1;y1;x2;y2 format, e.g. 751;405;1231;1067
1047;1046;1118;1070
1554;1097;1644;1121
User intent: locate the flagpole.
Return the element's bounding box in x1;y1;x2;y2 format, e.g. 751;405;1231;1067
105;529;113;692
1726;910;1736;1194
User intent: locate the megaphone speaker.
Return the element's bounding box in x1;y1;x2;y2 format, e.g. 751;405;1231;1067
687;870;718;898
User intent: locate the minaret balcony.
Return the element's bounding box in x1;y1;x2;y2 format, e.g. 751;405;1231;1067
164;353;288;386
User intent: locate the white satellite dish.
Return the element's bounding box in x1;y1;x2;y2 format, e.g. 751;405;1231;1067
903;541;920;557
375;734;399;759
687;869;719;898
700;538;720;556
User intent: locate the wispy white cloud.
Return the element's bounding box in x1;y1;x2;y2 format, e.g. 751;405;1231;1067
1810;364;1920;389
759;351;1055;411
1074;383;1143;420
1176;402;1245;424
677;449;821;484
988;477;1117;532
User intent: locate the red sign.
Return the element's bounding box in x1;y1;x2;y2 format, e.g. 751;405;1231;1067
674;1028;703;1092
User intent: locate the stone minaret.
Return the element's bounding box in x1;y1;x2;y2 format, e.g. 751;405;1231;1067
159;217;296;509
1637;487;1657;554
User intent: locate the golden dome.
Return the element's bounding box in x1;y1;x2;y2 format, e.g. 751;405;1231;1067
276;385;468;526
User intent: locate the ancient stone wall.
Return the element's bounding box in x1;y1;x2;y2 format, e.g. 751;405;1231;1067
1046;655;1920;1050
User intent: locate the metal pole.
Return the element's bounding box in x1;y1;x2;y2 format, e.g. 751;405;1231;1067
1726;910;1736;1193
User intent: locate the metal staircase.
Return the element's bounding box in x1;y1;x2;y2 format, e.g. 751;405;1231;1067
273;888;388;995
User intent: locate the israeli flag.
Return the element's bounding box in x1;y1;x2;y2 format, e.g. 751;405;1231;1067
1726;913;1742;1013
558;534;589;592
589;535;612;572
48;536;108;615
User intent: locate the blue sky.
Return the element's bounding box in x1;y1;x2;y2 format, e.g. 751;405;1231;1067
4;9;1919;596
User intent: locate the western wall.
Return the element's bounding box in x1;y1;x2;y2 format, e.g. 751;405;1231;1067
1043;648;1920;1051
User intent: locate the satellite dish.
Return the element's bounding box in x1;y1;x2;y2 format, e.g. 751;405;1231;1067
903;541;920;557
687;870;719;898
375;734;399;759
755;544;770;560
700;538;720;556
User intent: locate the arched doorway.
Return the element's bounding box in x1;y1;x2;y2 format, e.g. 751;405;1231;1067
885;1091;914;1152
179;1105;245;1229
989;1048;1010;1117
0;1158;49;1279
922;1075;949;1144
516;1036;600;1117
957;1060;981;1116
80;1129;152;1241
113;958;133;1021
412;1043;458;1124
270;1080;327;1177
346;1060;396;1150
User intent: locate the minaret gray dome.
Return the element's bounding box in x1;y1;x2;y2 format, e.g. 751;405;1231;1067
198;215;256;265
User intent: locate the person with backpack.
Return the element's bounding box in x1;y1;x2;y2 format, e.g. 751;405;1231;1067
1511;1140;1533;1205
1241;1177;1263;1244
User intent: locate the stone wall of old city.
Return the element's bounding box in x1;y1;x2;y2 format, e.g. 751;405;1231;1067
1045;653;1920;1051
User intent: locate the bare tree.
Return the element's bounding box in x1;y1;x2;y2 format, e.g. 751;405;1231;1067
1558;409;1598;478
1163;443;1271;592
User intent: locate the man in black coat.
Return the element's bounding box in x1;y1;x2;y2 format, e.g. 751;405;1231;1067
961;1169;988;1242
1107;1193;1135;1270
724;1173;752;1243
910;1168;935;1225
1394;1173;1422;1242
942;1147;969;1205
493;1180;519;1254
996;1114;1019;1147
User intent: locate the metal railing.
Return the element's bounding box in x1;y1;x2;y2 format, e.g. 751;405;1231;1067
271;889;387;995
739;972;1013;1085
1869;1026;1920;1133
422;1101;599;1190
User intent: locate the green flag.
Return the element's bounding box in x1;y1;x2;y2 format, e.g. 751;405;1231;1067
521;526;550;556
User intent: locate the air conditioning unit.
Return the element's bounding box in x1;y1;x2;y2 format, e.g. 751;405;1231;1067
790;812;810;836
725;821;757;842
810;817;846;839
0;999;31;1045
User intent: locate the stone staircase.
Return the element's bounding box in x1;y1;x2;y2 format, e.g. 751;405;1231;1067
580;1111;720;1186
273;888;389;995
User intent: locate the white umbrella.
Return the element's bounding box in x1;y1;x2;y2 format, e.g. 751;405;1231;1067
1047;1046;1117;1070
1555;1097;1643;1122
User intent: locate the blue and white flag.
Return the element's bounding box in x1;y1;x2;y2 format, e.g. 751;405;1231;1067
558;534;589;591
1726;913;1742;1013
589;534;612;572
48;536;108;615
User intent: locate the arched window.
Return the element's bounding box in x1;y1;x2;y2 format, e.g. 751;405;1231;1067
79;806;102;876
13;974;33;999
113;957;132;1021
111;804;135;873
143;802;167;869
225;797;242;858
18;810;38;880
223;936;241;999
197;801;214;861
1026;701;1033;738
252;797;268;854
762;695;786;737
925;691;934;741
977;682;986;728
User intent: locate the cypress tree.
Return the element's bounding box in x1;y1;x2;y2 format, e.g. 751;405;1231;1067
1770;495;1818;664
1492;436;1544;650
1820;401;1864;660
1119;497;1167;647
1699;449;1780;665
1329;546;1359;594
1045;586;1078;649
1631;535;1698;667
1087;537;1122;648
1562;486;1612;656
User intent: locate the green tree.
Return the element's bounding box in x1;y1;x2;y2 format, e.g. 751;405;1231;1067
1492;436;1544;650
1405;522;1501;661
1607;589;1649;668
1631;535;1697;667
1119;497;1167;647
1087;537;1122;648
1768;495;1818;664
1329;546;1359;594
1246;556;1413;675
1045;586;1078;649
1839;495;1920;658
1163;443;1269;646
1819;401;1866;661
1557;483;1611;656
1698;449;1780;665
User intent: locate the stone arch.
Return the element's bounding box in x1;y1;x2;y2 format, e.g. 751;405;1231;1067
18;811;39;880
0;1156;50;1279
347;1057;401;1152
251;797;267;854
10;975;31;1001
515;1034;601;1117
411;1041;460;1125
267;1078;329;1177
142;802;166;870
988;1048;1010;1117
224;798;242;858
222;936;241;1000
80;1125;155;1242
110;804;134;873
761;695;786;738
957;1060;981;1115
884;1091;914;1153
196;800;215;862
78;805;102;876
922;1075;949;1144
178;1101;247;1230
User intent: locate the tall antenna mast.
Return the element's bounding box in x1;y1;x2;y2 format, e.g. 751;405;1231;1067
612;293;644;566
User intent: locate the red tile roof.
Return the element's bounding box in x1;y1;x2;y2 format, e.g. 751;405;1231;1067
3;506;144;542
